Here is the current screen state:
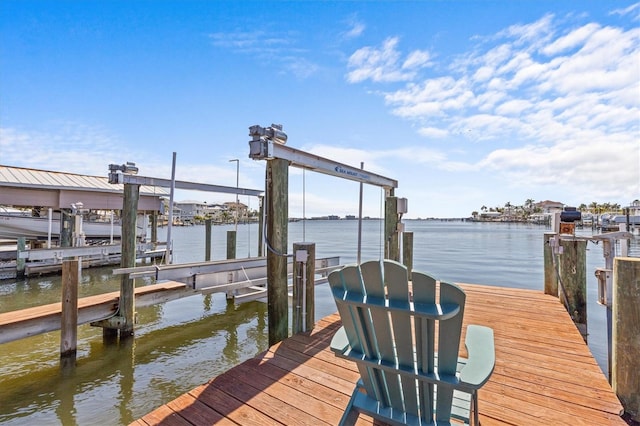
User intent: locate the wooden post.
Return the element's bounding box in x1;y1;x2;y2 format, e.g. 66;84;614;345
612;257;640;422
93;183;140;338
558;238;587;341
543;232;558;296
16;237;26;278
266;158;288;346
60;209;73;247
402;232;413;280
119;183;139;337
60;259;79;357
385;196;399;261
205;219;212;261
150;211;158;248
226;230;236;260
225;229;237;300
293;243;315;334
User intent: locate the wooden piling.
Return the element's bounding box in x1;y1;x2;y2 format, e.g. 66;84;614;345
385;196;399;261
225;229;237;299
543;232;558;296
150;211;158;248
93;183;140;337
558;238;587;341
16;237;26;278
226;230;236;260
292;243;315;334
60;209;73;247
266;158;289;346
60;259;79;357
612;257;640;422
119;183;139;337
402;231;413;279
205;219;212;261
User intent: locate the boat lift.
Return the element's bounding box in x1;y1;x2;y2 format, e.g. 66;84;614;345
248;124;403;344
97;159;266;336
249;124;397;190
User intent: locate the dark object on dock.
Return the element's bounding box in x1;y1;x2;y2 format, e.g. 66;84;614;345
560;206;582;223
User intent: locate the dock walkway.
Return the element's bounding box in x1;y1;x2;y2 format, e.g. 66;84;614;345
0;281;189;343
133;283;625;425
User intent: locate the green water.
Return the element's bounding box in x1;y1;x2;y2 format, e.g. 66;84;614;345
0;279;271;425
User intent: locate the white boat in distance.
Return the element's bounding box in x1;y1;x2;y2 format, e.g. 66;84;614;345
0;211;146;240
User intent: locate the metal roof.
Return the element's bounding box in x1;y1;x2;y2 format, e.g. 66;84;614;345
0;165;169;196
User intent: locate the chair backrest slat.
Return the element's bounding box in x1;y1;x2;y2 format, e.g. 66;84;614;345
383;261;420;416
359;261;400;409
435;281;466;422
328;264;385;404
411;270;438;421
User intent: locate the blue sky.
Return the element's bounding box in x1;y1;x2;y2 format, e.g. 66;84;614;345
1;1;638;218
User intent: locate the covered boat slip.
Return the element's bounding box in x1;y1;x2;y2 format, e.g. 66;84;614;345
133;283;624;425
0;165;167;240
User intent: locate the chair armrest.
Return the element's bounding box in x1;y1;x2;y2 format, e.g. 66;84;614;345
459;325;495;388
330;326;350;354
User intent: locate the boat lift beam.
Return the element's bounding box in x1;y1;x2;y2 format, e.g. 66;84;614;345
109;172;263;197
249;130;397;190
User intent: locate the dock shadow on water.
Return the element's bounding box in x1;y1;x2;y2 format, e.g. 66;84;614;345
0;287;268;425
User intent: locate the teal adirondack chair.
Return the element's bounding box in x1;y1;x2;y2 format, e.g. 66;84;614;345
328;260;495;426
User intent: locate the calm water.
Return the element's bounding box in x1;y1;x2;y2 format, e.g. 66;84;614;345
0;220;629;425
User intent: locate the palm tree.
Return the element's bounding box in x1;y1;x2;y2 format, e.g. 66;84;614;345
525;199;535;213
505;202;512;220
221;211;231;224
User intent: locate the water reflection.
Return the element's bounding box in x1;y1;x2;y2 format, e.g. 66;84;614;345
0;293;268;425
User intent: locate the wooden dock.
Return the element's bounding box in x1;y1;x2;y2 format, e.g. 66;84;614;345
0;281;191;343
132;283;625;425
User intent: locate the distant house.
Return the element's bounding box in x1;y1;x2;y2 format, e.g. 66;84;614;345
223;201;247;219
204;203;227;218
174;200;209;222
535;200;565;214
626;199;640;216
479;211;502;220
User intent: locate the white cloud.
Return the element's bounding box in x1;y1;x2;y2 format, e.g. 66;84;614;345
0;125;137;176
610;2;640;19
210;29;317;79
542;22;600;55
418;126;449;139
346;12;640;201
500;13;555;47
346;37;431;83
343;18;365;39
403;50;432;70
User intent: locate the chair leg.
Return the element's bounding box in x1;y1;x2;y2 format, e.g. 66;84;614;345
472;391;479;426
339;388;359;426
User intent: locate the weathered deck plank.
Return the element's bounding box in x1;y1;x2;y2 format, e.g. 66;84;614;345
0;281;188;343
134;283;625;425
